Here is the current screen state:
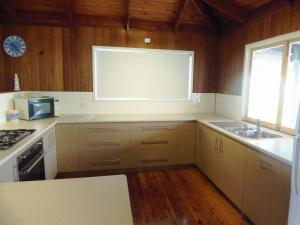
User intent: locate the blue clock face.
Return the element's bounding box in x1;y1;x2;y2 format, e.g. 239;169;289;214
3;35;27;57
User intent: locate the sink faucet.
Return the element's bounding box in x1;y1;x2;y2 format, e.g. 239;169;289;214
256;119;261;138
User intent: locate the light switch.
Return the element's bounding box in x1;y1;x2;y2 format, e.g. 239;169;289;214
144;37;151;44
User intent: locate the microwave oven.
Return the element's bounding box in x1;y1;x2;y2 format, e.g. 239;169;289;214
15;97;60;120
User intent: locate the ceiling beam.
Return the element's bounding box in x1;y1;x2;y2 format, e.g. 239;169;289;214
64;0;74;25
0;0;18;23
17;11;69;27
174;0;190;32
192;0;220;35
249;0;293;19
0;10;215;35
201;0;248;24
125;0;130;31
288;0;296;6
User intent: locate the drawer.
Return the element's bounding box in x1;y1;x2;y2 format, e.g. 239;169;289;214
131;131;177;150
79;132;130;152
131;122;177;132
78;123;130;133
131;122;177;150
131;149;177;167
79;150;130;171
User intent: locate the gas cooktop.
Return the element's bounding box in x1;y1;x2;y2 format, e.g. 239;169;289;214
0;129;36;150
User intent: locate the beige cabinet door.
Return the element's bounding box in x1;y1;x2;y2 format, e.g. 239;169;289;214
201;125;220;186
243;148;291;225
177;121;195;164
55;124;79;172
195;123;204;170
218;135;246;208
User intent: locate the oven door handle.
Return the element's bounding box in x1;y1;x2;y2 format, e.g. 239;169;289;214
20;153;46;175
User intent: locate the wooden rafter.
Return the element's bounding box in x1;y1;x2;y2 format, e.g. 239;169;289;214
288;0;296;6
192;0;220;35
202;0;248;24
64;0;74;25
125;0;130;31
0;0;18;23
249;0;293;18
174;0;190;32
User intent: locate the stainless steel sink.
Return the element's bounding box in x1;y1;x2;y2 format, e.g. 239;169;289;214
209;121;281;139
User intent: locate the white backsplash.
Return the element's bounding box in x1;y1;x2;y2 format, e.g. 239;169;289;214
0;92;247;124
35;92;216;115
215;93;243;120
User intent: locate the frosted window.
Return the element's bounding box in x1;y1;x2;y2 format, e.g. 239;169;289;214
282;42;300;129
93;47;194;100
247;45;284;123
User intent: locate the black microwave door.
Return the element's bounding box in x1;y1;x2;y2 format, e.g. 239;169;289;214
29;99;54;120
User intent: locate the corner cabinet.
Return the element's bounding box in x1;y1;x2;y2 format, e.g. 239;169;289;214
243;148;291;225
195;123;246;208
195;122;291;225
43;127;58;179
56;124;79;172
177;121;196;164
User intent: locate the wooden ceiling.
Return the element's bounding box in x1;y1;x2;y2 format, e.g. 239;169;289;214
0;0;297;35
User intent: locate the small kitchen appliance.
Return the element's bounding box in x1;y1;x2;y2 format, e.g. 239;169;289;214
14;96;60;120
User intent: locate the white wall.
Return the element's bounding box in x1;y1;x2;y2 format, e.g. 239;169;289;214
0;92;19;123
35;92;216;115
216;94;243;120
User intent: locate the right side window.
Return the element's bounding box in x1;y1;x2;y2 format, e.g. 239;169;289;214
282;42;300;131
246;41;300;134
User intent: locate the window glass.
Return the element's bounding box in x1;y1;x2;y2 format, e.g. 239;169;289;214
282;42;300;129
247;45;284;124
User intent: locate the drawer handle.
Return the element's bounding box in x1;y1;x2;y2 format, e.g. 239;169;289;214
86;128;120;132
89;142;121;147
141;157;168;163
141;126;172;131
89;159;121;166
258;159;273;173
142;140;169;145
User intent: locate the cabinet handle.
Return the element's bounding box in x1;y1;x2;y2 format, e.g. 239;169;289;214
219;140;223;153
141;126;171;131
142;140;169;145
90;159;121;166
141;157;168;163
89;142;120;147
87;128;120;132
258;159;273;173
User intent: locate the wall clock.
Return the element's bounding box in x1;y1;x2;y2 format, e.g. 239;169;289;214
3;35;27;57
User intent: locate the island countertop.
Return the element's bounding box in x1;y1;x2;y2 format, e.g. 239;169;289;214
0;175;133;225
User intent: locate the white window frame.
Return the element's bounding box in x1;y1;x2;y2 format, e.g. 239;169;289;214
242;30;300;135
92;46;194;101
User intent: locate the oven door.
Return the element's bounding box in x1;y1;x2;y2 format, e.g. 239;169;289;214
28;98;54;120
18;151;46;181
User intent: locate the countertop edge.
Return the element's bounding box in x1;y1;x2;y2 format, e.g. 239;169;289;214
0;114;293;168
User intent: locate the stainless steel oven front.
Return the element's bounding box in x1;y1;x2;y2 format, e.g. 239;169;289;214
17;139;46;181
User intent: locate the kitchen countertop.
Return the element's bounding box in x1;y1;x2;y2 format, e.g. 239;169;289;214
0;175;133;225
0;113;294;166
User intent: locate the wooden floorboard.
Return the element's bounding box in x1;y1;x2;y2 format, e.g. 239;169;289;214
57;167;249;225
128;167;249;225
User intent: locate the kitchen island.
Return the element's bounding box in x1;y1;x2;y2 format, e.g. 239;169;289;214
0;175;133;225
